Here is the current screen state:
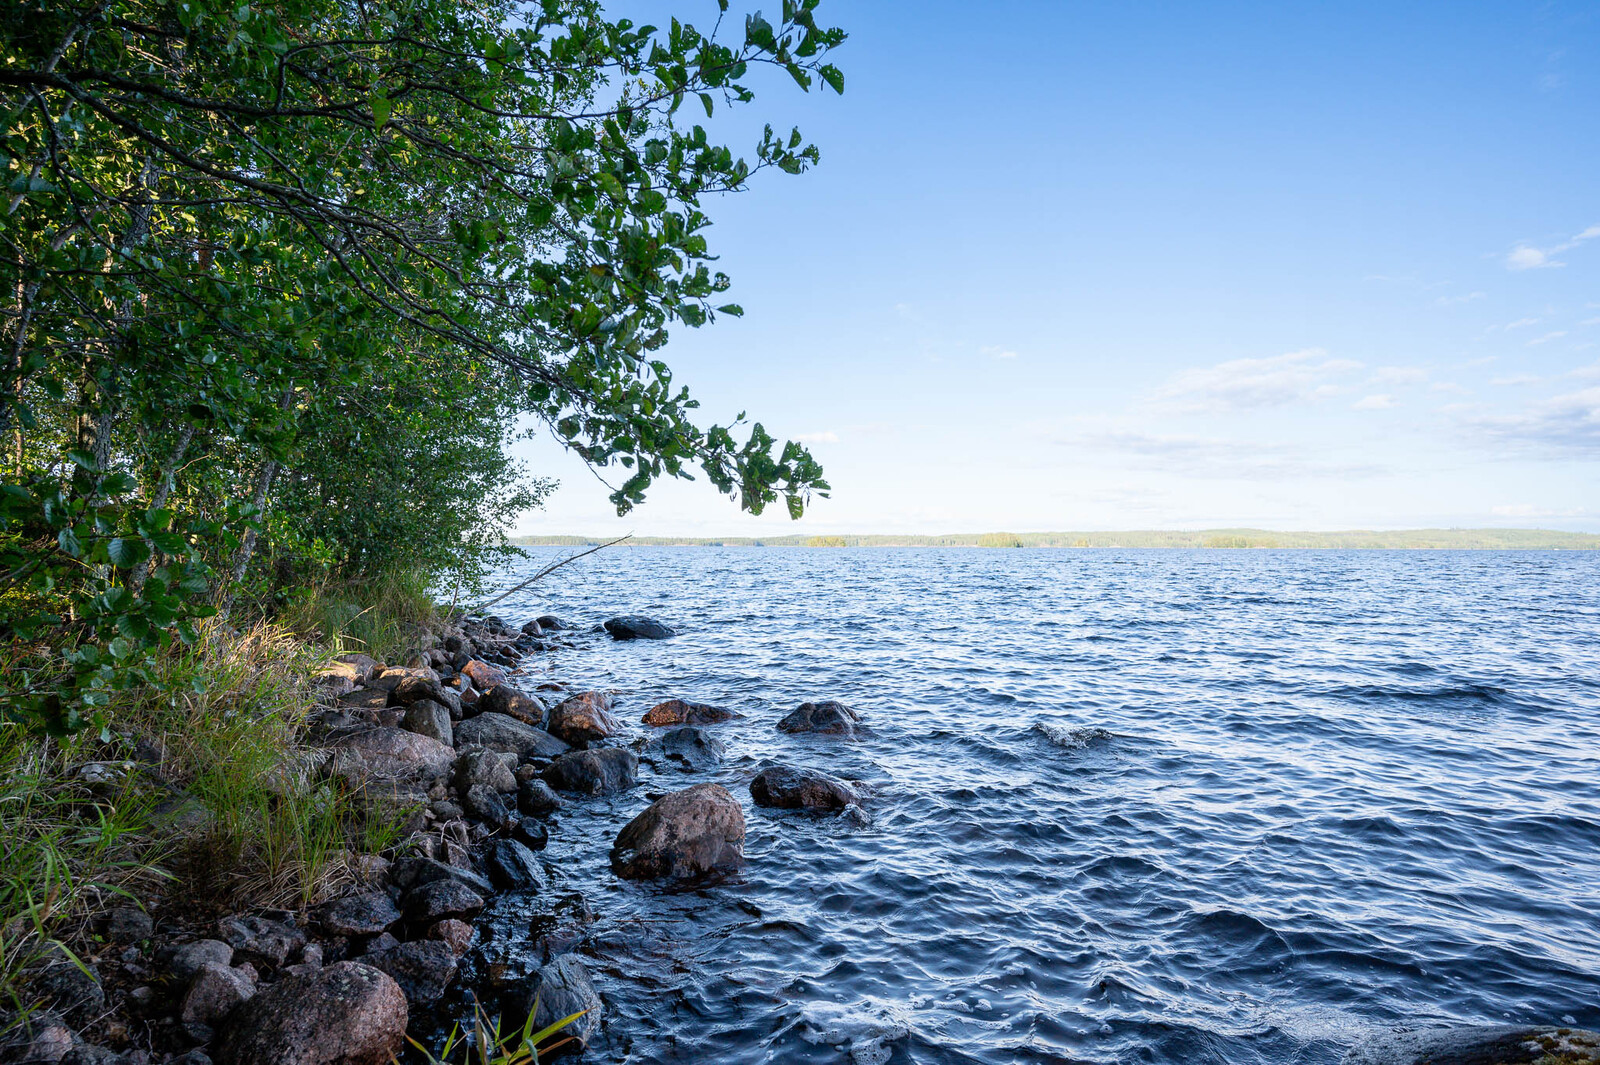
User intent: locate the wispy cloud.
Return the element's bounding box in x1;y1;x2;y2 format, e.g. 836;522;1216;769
1353;393;1396;410
1369;366;1428;385
1505;223;1600;270
1490;375;1542;386
980;345;1018;360
1148;348;1362;413
1430;381;1469;394
1436;291;1487;307
1062;429;1388;480
1503;317;1541;330
1529;330;1568;346
792;430;840;444
1470;387;1600;455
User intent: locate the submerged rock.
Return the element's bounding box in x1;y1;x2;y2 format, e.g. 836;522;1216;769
215;961;406;1065
776;700;863;737
453;713;569;761
546;691;623;746
649;726;726;772
536;614;569;631
542;747;638;797
603;615;675;640
750;766;860;811
1341;1025;1600;1065
610;783;745;880
517;954;602;1051
641;698;736;726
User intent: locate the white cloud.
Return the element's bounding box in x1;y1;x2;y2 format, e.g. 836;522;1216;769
1353;393;1396;410
1582;317;1600;327
792;431;840;444
1369;366;1428;385
1504;317;1541;330
1471;386;1600;455
1149;348;1362;413
1430;381;1469;394
1490;375;1542;386
1571;361;1600;380
1504;222;1600;270
1529;331;1568;345
1063;429;1388;480
980;345;1018;360
1436;291;1487;306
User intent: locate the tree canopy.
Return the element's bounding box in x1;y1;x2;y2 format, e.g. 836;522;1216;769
0;0;843;730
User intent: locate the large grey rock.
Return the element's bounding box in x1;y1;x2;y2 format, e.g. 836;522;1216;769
542;747;638;796
454;747;517;793
400;699;452;747
163;939;234;982
215;961;406;1065
603;615;674;640
641;699;736;726
218;914;307;968
750;765;861;811
518;778;563;816
650;726;725;772
367;940;458;1007
463;783;514;828
313;891;400;936
479;685;546;727
776;700;863;737
1341;1025;1600;1065
518;955;601;1050
545;691;623;746
610;783;745;880
453;713;569;760
325;727;454;783
388;856;491;895
180;962;256;1033
402;879;485;923
485;838;548;892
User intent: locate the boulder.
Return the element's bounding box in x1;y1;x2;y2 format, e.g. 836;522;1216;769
367;941;458;1007
776;700;863;737
546;692;623;746
641;699;736;726
461;659;509;692
312;660;364;698
542;747;638;797
313;892;400;936
485;838;548;892
218;914;307;968
402;879;485;923
400;699;452;747
325;727;453;783
427;919;474;957
750;766;860;811
1341;1025;1600;1065
518;955;601;1051
603;615;675;640
518;779;563;816
370;665;438;692
453;713;569;761
337;688;390;712
180;962;256;1033
162;939;234;982
610;783;745;880
650;726;726;772
463;783;514;828
535;615;569;631
455;747;518;793
335;653;382;683
520;619;544;637
479;685;546;727
215;962;406;1065
512;817;550;851
388;856;491;895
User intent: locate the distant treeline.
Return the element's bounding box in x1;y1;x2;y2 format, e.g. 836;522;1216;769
511;528;1600;550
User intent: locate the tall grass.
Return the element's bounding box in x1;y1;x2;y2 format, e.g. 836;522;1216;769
278;567;443;662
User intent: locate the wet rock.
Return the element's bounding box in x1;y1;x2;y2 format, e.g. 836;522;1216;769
453;713;569;761
427;920;473;957
545;692;623;746
651;726;726;772
1341;1025;1600;1065
641;698;736;726
463;783;514;827
603;615;675;640
518;779;563;816
389;856;492;895
215;961;406;1065
535;615;569;631
218;914;307;968
518;954;601;1051
842;803;873;828
512;817;550;851
520;619;544;637
28;944;104;1024
367;941;458;1007
750;765;861;811
542;747;638;797
485;839;548;892
313;892;400;936
461;659;509;692
455;747;518;793
479;685;547;727
610;783;745;880
98;905;152;944
180;962;256;1034
162;939;234;982
776;700;863;737
402;879;485;923
325;727;453;783
400;699;452;747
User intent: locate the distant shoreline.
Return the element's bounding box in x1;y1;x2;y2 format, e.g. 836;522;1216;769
510;528;1600;550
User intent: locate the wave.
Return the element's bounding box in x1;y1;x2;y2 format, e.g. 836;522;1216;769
1032;722;1117;749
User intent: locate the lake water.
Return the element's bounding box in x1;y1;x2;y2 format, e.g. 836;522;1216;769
464;547;1600;1064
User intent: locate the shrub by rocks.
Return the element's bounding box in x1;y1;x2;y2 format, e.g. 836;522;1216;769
776;700;863;737
610;783;745;880
215;962;406;1065
750;766;860;811
542;747;638;796
603;615;674;640
641;698;736;726
545;691;622;746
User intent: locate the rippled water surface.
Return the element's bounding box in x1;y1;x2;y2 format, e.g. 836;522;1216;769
464;548;1600;1064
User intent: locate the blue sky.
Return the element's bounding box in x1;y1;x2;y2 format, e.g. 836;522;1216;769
514;1;1600;536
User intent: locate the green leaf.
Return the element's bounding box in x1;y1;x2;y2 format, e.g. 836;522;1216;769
107;538;152;569
371;89;391;128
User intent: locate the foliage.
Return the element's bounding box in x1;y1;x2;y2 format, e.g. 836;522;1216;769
0;0;844;732
407;998;590;1065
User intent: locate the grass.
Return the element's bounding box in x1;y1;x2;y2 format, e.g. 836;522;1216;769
408;998;589;1065
278;567;444;663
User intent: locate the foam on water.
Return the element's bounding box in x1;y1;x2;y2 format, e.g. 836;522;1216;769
434;548;1600;1065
